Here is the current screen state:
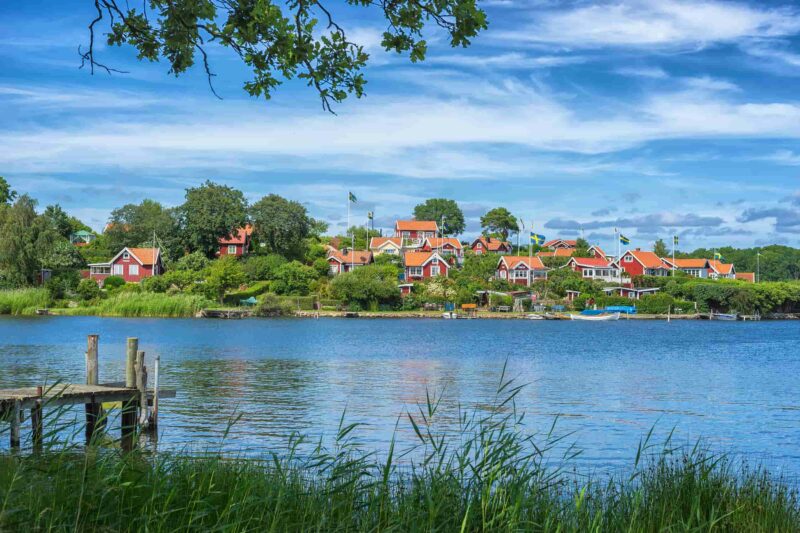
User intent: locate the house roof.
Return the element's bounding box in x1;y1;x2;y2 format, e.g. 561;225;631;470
499;256;546;270
328;249;372;265
536;248;573;258
403;251;447;267
72;230;94;237
425;237;463;249
665;258;709;269
471;236;511;252
105;247;161;266
736;272;755;283
568;257;613;268
588;245;606;258
621;250;668;269
396;220;438;232
219;225;254;245
709;260;734;274
370;237;402;249
543;239;577;248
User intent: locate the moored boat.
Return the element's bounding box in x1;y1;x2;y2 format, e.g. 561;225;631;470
710;311;738;321
570;312;621;321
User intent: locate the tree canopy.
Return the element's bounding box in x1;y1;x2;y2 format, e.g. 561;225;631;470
412;198;465;235
653;239;668;257
107;199;181;258
81;0;487;111
480;207;519;241
250;194;312;260
179;181;248;258
0;177;16;205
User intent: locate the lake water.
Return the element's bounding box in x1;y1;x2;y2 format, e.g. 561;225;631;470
1;316;799;475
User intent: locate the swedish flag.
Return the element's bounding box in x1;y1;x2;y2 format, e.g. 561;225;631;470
367;211;374;220
530;232;546;246
349;192;357;203
620;234;630;245
714;252;723;260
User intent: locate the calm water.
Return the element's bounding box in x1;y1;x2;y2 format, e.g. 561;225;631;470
1;316;799;474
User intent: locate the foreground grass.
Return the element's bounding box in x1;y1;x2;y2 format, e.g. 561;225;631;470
1;369;798;531
57;292;214;318
0;288;49;315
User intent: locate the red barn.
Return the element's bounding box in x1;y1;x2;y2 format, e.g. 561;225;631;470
471;236;512;255
421;237;463;258
88;247;164;285
328;249;373;274
403;251;450;280
495;256;548;286
218;225;254;257
613;249;670;278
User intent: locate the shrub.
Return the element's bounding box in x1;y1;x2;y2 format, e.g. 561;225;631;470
172;251;210;272
329;264;400;308
204;256;247;303
76;279;101;301
44;271;80;300
223;281;271;305
271;261;318;296
102;275;126;289
243;254;287;281
255;293;295;316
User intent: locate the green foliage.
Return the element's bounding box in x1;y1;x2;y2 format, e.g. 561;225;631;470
67;292;213;317
0;195;62;286
271;261;318;296
337;226;381;250
480;207;519;240
242;254;287;282
573;238;590;257
457;252;500;283
223;281;271;306
255;293;295;317
90;0;486;111
44;271;80;301
204;255;247;303
329;264;400;308
179;181;248;258
250;195;312;259
76;278;101;301
653;238;669;257
142;269;204;293
0;176;16;204
106;199;182;260
102;275;126;290
0;288;50;315
172;251;210;272
412;198;466;235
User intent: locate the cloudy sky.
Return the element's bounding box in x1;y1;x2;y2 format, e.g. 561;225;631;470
2;0;800;252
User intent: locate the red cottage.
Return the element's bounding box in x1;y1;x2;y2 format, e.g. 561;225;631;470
328;249;373;274
542;238;577;250
218;225;254;257
495;256;548;286
613;249;669;278
421;237;464;258
88;247;164;285
394;220;439;247
471;236;512;255
403;251;450;281
565;257;619;282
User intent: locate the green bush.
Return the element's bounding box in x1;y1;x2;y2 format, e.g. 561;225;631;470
329;264;400;308
271;261;319;296
223;281;271;305
102;275;126;289
255;293;295;316
76;278;101;301
242;254;287;281
172;251;210;272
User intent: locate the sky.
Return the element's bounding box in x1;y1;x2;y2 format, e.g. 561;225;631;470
2;0;800;253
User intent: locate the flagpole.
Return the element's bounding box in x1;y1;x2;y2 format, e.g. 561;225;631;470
528;220;533;287
616;228;621;284
756;250;761;283
672;235;675;277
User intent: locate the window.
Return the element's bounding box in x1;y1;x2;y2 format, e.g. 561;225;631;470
582;269;593;278
330;263;339;274
402;231;410;238
431;257;439;264
431;266;440;276
122;252;130;260
623;255;633;262
129;264;139;276
513;269;528;280
112;264;123;275
499;270;507;279
476;243;482;249
228;245;237;255
408;267;423;277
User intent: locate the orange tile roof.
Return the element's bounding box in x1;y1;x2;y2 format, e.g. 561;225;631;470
736;272;755;283
127;247;160;265
396;220;438;232
219;225;254;245
569;257;612;268
543;239;577;248
588;245;606;258
425;237;462;249
627;250;668;269
370;237;402;249
536;248;573;258
709;260;734;274
403;251;446;267
472;236;511;252
501;256;546;270
667;258;709;268
328;249;372;265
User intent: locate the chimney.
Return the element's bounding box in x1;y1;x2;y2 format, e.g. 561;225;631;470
635;247;641;251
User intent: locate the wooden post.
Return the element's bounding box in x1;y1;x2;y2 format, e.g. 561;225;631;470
151;355;160;430
85;334;102;444
120;398;137;452
10;400;21;449
31;385;43;451
135;351;148;427
126;338;138;388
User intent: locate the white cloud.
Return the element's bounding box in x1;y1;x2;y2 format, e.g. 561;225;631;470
682;76;740;92
427;52;584;69
757;149;800;166
614;66;669;79
495;0;800;49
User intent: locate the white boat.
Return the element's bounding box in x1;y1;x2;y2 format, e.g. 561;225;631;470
709;311;738;321
442;311;458;319
526;314;545;320
570;312;621;321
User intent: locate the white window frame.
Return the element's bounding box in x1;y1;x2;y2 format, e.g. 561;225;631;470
431;265;440;276
228;244;237;255
408;267;423;277
112;264;124;275
122;252;130;260
129;264;139;276
512;269;528;280
623;255;633;263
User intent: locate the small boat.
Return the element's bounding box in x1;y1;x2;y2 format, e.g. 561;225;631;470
710;311;738;321
442;311;458;319
570;312;621;321
526;314;545;320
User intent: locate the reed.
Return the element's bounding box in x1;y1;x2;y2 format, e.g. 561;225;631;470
61;292;214;318
1;366;797;531
0;288;50;315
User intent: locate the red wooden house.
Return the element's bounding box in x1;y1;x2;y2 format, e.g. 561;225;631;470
218;225;254;257
542;238;576;250
403;251;450;280
612;249;669;278
421;237;463;258
708;259;736;279
88;247;164;285
565;257;619;282
536;248;572;259
470;236;512;255
327;249;373;274
394;220;438;247
495;256;548;286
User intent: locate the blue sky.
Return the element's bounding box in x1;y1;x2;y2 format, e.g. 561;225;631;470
2;0;800;252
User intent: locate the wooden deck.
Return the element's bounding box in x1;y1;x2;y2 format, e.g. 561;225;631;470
0;384;175;411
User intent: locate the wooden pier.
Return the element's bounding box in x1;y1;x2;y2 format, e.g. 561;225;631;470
0;335;175;451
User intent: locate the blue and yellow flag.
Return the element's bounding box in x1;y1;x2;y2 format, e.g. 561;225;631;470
714;252;723;260
530;232;546;246
367;211;374;220
349;192;357;203
673;235;679;246
620;234;631;245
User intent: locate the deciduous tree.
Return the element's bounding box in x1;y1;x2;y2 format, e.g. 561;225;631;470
250;194;311;260
413;199;465;235
480;207;519;241
179;181;248;258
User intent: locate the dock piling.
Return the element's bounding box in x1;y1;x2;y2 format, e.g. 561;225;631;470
85;334;103;444
10;400;21;448
31;386;43;450
126;338;138;388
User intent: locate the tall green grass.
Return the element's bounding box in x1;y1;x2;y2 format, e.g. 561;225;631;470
0;288;50;315
1;367;798;531
61;292;214;318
